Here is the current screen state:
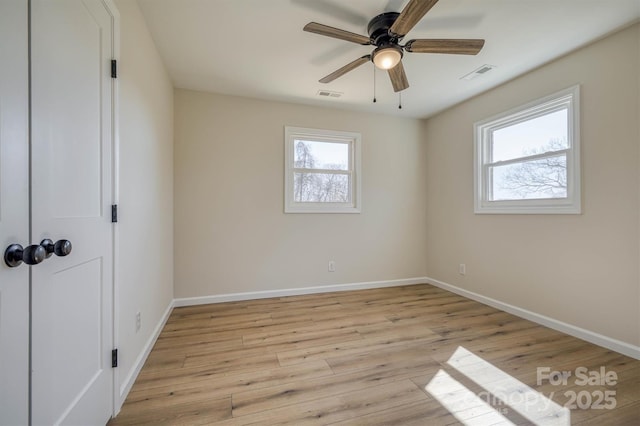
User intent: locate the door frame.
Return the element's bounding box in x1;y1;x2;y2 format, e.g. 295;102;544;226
101;0;121;418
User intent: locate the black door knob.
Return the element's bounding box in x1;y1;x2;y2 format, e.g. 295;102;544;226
41;239;55;258
41;239;72;258
4;244;24;267
24;245;46;265
4;244;47;268
54;239;72;257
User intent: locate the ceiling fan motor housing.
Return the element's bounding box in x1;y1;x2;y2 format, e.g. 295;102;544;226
367;12;402;45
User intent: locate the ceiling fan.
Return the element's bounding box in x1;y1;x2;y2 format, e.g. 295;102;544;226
303;0;485;92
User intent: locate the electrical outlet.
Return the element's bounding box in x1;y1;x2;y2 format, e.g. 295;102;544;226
135;311;141;332
459;264;466;275
328;260;335;272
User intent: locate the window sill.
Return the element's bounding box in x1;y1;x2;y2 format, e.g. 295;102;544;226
474;200;581;214
285;205;361;214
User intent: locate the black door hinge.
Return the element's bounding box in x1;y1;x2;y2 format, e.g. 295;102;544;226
112;349;118;368
111;59;117;78
111;204;118;223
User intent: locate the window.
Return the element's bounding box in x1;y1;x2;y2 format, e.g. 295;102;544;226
284;126;361;213
474;85;581;214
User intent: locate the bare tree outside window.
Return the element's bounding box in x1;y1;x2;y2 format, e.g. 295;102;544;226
294;140;317;202
493;138;568;200
293;140;350;203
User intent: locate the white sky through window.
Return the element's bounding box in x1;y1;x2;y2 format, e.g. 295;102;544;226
295;139;348;170
492;109;568;162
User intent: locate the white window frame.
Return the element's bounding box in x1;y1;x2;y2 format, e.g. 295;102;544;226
474;85;581;214
284;126;361;213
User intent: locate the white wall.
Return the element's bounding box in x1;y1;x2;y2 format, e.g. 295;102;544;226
424;24;640;346
174;90;427;298
638;23;640;347
114;0;174;408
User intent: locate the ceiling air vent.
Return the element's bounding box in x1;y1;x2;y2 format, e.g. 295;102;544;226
317;90;342;98
460;64;496;81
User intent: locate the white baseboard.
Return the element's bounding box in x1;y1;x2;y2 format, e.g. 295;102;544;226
116;299;174;411
425;277;640;360
173;277;428;307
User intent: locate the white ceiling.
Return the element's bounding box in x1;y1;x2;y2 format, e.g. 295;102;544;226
136;0;640;119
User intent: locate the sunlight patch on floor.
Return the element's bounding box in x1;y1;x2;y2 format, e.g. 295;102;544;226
426;369;516;425
425;346;571;425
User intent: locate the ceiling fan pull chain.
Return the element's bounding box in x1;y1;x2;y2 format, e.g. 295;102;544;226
398;91;402;109
373;65;377;103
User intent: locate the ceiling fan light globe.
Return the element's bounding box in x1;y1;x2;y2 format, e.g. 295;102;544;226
372;46;402;70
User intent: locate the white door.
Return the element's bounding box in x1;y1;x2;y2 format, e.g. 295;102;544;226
30;0;115;424
0;1;30;425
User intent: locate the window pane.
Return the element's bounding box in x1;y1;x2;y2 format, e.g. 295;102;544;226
490;154;567;201
293;172;350;203
492;109;568;162
294;140;349;170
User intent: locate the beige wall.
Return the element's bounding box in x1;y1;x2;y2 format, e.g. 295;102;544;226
114;0;174;404
174;90;427;298
424;24;640;346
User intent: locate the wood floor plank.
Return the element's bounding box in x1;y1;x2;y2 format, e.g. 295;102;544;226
574;401;640;425
147;338;245;362
108;396;232;425
276;331;440;367
241;314;390;346
328;399;459;426
325;342;444;374
137;352;280;384
230;356;441;417
111;284;640;425
184;351;281;373
153;330;247;350
355;320;441;341
127;360;333;404
269;307;349;322
164;312;272;331
157;315;318;343
218;380;429;425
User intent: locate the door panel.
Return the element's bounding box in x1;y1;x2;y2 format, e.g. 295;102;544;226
0;1;30;425
34;0;104;219
35;258;104;422
31;0;114;424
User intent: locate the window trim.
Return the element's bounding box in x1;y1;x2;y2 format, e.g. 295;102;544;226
284;126;362;214
474;85;581;214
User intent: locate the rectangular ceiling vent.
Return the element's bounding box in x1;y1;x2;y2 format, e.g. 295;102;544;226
460;64;496;81
317;90;342;98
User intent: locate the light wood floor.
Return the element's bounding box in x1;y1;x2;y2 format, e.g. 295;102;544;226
109;284;639;425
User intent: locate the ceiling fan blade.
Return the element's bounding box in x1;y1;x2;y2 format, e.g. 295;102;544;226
388;60;409;92
304;22;371;45
319;55;371;83
405;39;485;55
389;0;439;37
